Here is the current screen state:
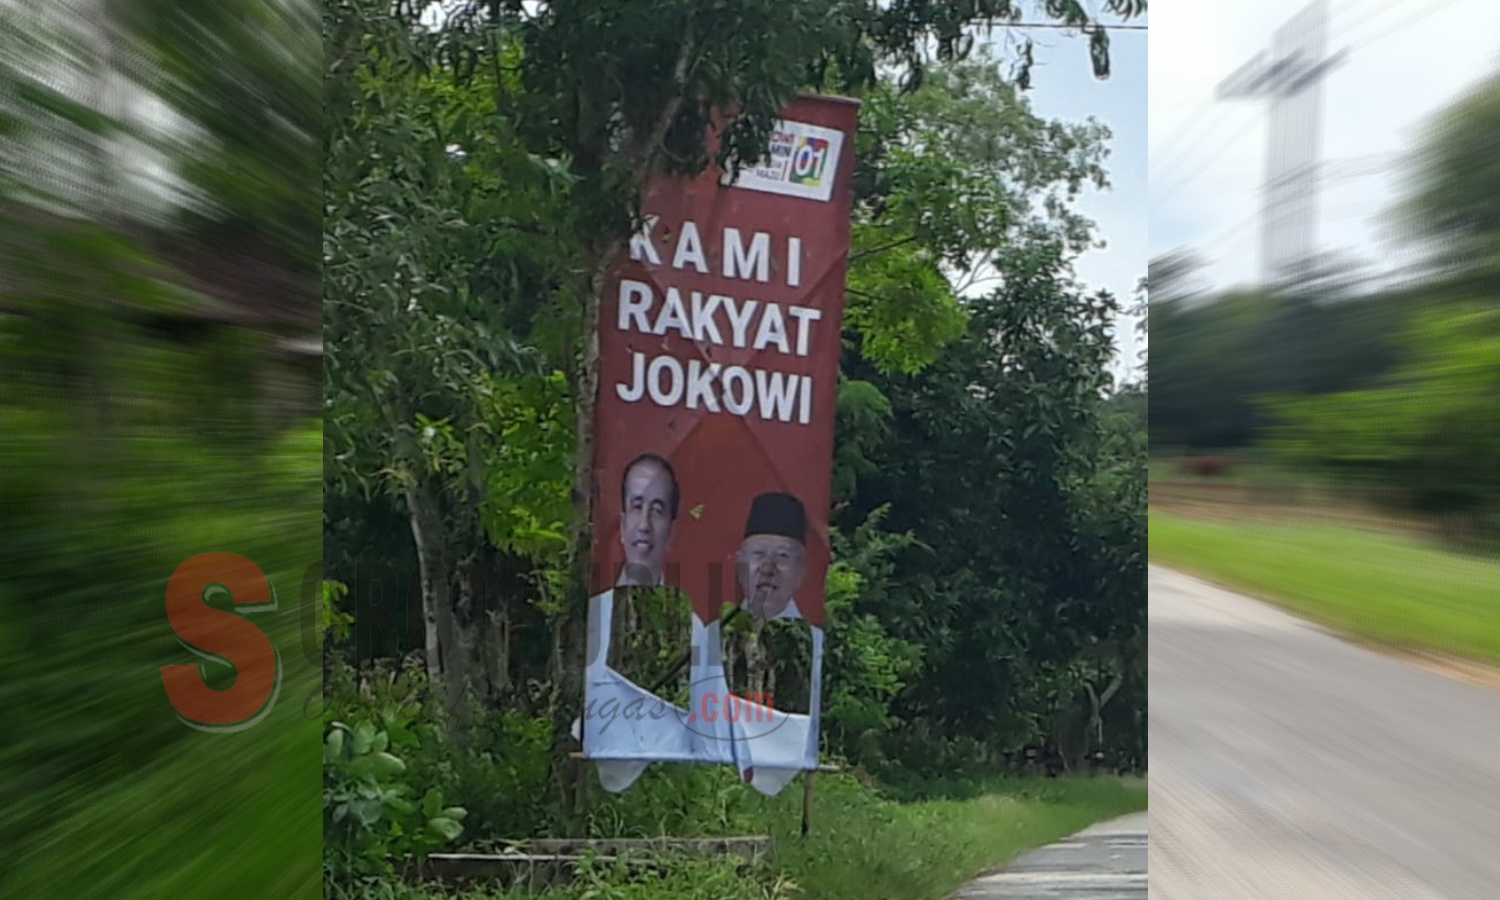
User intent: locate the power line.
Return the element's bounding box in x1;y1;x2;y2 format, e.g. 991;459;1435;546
1199;212;1261;255
1171;0;1458;287
1151;113;1262;207
1188;187;1390;262
1320;199;1391;221
1155;152;1401;200
1151;99;1218;151
1153;0;1422;189
1149;2;1380;184
1150;105;1255;182
984;20;1149;31
1329;0;1403;29
1340;0;1467;50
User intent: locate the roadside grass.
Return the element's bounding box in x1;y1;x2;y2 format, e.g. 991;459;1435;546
764;774;1145;900
1150;510;1500;665
330;774;1146;900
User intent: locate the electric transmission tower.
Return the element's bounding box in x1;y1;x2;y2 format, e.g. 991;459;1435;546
1217;0;1348;286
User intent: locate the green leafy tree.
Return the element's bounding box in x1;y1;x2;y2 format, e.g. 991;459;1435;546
1;3;322;896
323;0;1143;702
319;0;1149;846
1267;303;1500;524
1391;70;1500;298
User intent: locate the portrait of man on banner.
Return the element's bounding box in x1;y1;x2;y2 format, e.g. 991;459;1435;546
616;453;679;589
736;492;809;621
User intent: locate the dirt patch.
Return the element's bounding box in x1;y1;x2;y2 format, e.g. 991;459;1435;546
1149;481;1447;544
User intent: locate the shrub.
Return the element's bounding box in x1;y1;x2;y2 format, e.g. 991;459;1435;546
323;719;469;880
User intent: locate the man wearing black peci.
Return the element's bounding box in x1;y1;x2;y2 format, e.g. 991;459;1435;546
735;491;810;620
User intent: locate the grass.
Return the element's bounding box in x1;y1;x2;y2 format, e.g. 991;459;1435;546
1151;509;1500;665
765;774;1144;899
330;774;1146;900
0;422;323;900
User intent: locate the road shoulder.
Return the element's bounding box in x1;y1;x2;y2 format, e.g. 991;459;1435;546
949;811;1147;899
1151;561;1500;693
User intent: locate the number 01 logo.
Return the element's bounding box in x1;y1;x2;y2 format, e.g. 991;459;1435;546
788;137;830;186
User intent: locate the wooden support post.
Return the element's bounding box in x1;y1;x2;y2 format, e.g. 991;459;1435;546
576;753;590;819
801;768;815;837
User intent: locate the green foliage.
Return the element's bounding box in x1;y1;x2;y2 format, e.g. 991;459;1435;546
324;719;469;879
818;59;1143;773
481;371;575;562
0;40;323;881
432;712;557;838
854;65;1110;268
108;0;319;261
0;318;322;899
1265;303;1500;519
842;62;1111;378
0;427;322;900
329;773;1144;900
767;775;1143;900
821;508;925;753
845;226;966;376
1156;67;1500;543
1393;70;1500;294
319;6;1148;888
324;0;579;501
324;581;357;645
322;660;472;881
1148;283;1411;449
321;657;562;847
566;854;797;900
831;378;894;503
325;854;795;900
500;0;1138;225
582;764;758;840
835;233;1143;768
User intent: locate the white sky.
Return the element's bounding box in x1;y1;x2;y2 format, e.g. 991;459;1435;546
1150;0;1500;293
1019;15;1149;384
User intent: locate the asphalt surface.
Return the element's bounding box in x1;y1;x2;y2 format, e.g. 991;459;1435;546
951;812;1147;899
1149;565;1500;899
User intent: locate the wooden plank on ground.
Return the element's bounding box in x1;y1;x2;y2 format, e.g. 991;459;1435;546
415;838;768;890
514;836;770;863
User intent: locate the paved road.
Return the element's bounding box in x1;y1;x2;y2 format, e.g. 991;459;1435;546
1150;565;1500;899
951;812;1147;899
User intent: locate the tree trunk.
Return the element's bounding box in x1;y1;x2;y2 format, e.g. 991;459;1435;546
484;602;511;700
564;241;620;645
406;483;456;689
558;239;624;823
450;555;478;733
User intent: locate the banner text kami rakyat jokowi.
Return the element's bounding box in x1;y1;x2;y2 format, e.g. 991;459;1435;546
612;220;825;426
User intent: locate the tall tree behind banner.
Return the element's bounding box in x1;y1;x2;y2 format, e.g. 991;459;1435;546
581;95;857;795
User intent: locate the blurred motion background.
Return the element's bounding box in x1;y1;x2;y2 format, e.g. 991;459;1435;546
1147;4;1500;896
1148;0;1500;657
0;1;320;897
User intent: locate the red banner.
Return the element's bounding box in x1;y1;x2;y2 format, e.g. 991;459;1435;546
590;94;859;630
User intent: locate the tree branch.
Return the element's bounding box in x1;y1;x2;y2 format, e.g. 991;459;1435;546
637;17;697;171
849;234;921;263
